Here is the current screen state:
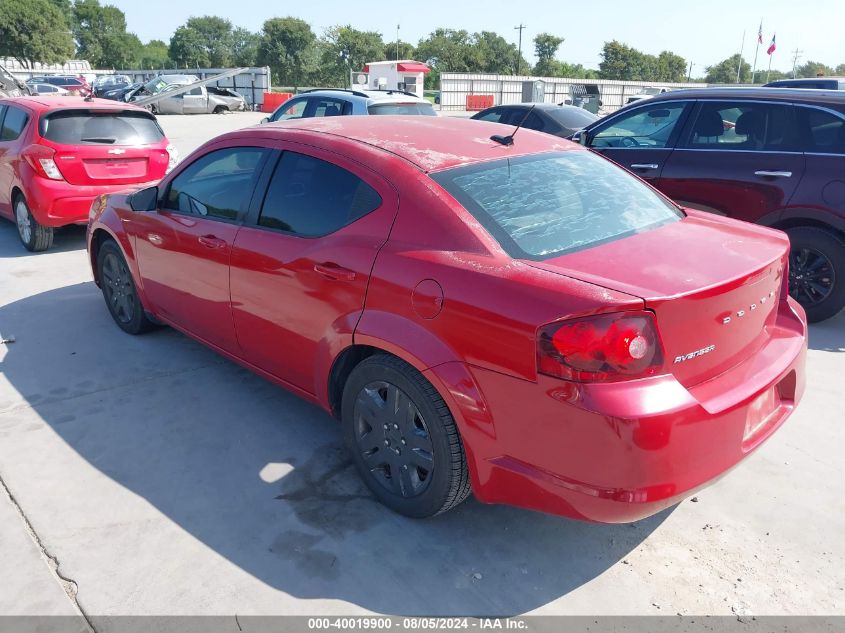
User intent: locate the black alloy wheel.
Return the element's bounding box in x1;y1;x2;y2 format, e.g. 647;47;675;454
342;355;471;517
785;226;845;323
789;246;834;307
101;250;136;325
96;240;156;334
353;380;435;499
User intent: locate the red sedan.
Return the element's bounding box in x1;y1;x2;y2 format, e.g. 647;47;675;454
87;117;807;522
0;96;176;251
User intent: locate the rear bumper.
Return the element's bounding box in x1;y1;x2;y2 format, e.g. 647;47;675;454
25;177;152;227
428;300;807;523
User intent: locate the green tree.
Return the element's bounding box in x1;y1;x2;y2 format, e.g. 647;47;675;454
655;51;687;82
320;26;384;87
383;40;415;61
232;27;259;66
256;17;316;87
46;0;73;25
139;39;169;69
169;24;209;68
174;16;234;67
599;40;650;80
416;28;482;88
796;60;835;78
704;53;751;83
0;0;74;67
837;63;845;75
475;31;523;74
106;31;143;68
533;33;563;76
72;0;136;68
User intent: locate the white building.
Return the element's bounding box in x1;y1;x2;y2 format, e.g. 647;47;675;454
354;60;431;98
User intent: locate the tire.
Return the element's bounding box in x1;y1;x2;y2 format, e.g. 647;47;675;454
96;239;156;334
342;354;471;518
786;226;845;323
14;194;53;252
212;105;228;114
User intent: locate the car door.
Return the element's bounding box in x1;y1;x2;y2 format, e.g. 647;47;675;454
229;146;398;394
584;100;692;184
182;87;206;114
307;96;351;117
0;104;31;219
789;104;845;222
132;144;269;353
659;100;805;223
269;97;309;122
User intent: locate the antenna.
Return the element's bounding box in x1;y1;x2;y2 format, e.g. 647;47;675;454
491;104;536;146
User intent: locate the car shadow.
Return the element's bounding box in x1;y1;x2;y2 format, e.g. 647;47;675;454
0;281;671;616
808;311;845;352
0;221;87;258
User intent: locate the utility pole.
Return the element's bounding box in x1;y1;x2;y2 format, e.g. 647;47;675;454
791;48;803;78
396;24;400;61
514;24;526;75
736;29;746;83
687;61;694;82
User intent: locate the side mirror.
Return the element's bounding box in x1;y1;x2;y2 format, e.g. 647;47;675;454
571;130;589;146
260;116;269;124
129;186;158;212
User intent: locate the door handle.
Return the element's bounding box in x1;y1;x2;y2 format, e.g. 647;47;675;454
754;170;792;178
314;262;356;281
198;235;226;249
630;163;659;170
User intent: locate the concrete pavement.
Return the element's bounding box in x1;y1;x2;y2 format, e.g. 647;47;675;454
0;112;843;620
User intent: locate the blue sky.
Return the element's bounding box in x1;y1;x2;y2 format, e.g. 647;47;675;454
110;0;844;72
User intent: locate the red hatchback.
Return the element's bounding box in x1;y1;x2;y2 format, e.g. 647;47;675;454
0;96;175;251
87;117;807;522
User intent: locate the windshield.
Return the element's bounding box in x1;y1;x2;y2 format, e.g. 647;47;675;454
431;151;682;260
40;110;165;145
367;102;436;116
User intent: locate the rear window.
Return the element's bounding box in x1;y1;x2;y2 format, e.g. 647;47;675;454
431;151;682;260
367;102;436;116
39;110;165;145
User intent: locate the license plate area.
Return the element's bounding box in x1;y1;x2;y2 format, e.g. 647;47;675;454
743;387;781;443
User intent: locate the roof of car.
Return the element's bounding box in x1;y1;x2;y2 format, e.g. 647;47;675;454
0;96;150;112
647;86;845;104
251;115;578;172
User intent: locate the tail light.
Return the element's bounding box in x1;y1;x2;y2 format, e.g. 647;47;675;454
537;311;665;383
22;145;64;180
166;144;179;173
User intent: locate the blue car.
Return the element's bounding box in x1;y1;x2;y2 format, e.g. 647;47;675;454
261;88;436;123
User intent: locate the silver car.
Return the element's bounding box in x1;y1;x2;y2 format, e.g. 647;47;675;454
130;75;247;114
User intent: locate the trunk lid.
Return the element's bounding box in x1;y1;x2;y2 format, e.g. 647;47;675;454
38;108;169;186
527;212;789;387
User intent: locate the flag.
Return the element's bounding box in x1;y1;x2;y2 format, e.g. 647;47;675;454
767;34;777;55
757;21;763;44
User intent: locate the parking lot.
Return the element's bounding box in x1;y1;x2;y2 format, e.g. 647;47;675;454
1;112;844;620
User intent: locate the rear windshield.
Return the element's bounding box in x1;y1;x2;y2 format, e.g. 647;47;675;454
367;102;436;116
547;107;598;129
431;151;682;260
40;110;165;145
